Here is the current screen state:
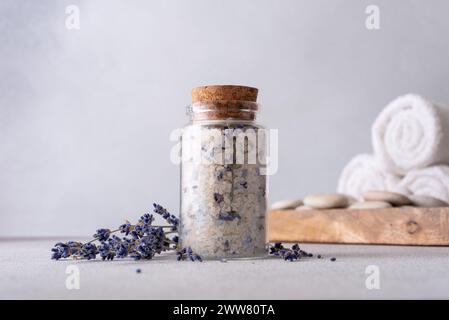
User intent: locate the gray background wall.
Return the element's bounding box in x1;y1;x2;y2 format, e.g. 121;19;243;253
1;0;449;236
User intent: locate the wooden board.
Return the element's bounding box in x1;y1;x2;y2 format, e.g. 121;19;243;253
266;207;449;246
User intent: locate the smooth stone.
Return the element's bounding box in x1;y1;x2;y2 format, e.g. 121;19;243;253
363;191;411;206
349;201;392;209
345;195;357;205
303;194;349;209
409;195;448;208
270;199;303;210
390;186;411;196
294;205;313;211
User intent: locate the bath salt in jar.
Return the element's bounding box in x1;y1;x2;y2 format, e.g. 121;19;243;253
180;85;268;259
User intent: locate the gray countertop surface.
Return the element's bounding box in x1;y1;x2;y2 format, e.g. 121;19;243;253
1;239;448;299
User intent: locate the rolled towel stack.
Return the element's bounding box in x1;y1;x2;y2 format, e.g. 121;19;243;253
398;166;449;203
338;94;449;204
372;94;449;174
337;154;400;200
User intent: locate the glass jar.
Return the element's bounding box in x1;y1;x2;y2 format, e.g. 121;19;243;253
180;85;267;259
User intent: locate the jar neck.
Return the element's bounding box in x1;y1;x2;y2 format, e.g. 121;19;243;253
187;100;259;123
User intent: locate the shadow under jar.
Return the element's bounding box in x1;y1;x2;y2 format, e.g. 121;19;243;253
180;85;267;259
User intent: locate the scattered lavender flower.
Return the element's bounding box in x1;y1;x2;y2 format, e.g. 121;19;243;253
268;243;315;262
176;248;187;261
176;247;202;262
187;247;203;262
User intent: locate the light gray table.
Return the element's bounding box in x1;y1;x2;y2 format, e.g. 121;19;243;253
1;239;448;299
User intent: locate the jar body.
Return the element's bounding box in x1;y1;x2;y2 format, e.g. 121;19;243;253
180;120;267;259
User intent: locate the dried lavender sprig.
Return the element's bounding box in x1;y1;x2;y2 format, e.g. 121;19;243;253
52;232;180;261
53;229;177;261
51;204;201;262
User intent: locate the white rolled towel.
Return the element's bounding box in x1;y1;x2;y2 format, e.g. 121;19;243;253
337;154;402;200
398;165;449;203
372;94;449;175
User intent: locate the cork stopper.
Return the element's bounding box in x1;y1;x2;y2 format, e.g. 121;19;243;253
189;85;259;121
191;85;258;103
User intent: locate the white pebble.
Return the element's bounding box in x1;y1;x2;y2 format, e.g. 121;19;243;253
409;195;448;208
349;201;392;209
294;205;313;211
363;191;411;206
270;199;303;210
346;195;357;205
303;194;349;209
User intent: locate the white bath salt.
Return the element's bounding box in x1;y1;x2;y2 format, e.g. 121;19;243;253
180;123;267;258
